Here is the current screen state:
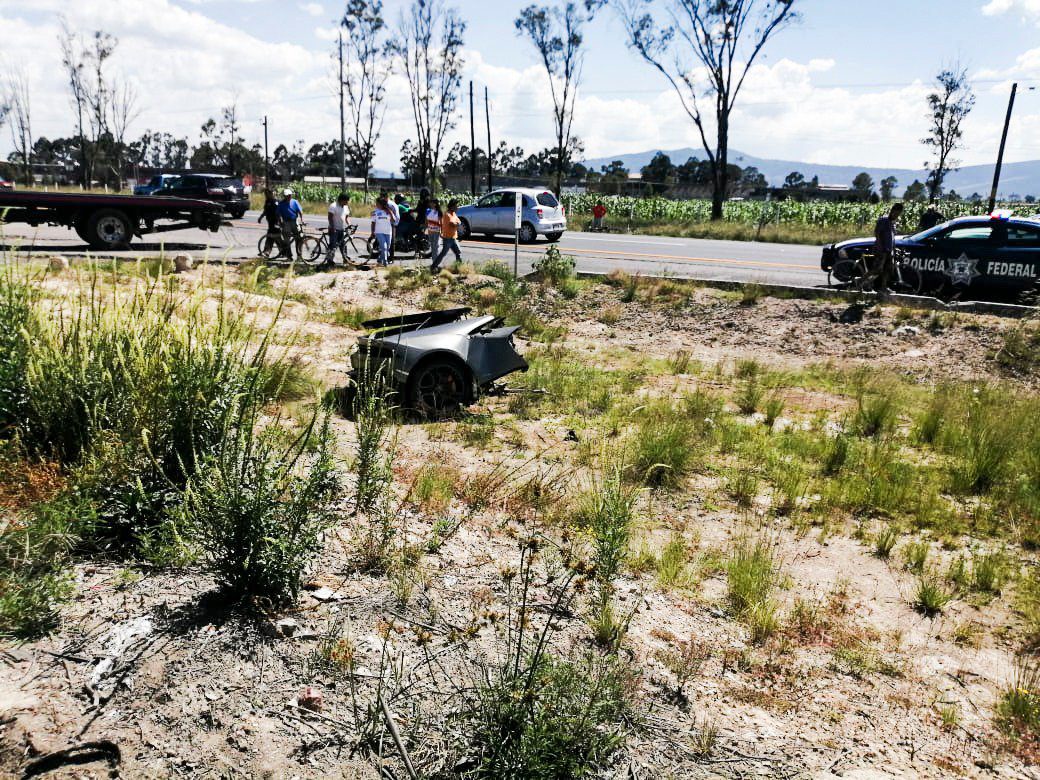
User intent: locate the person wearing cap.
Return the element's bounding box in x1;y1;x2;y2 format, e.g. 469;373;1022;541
277;188;305;261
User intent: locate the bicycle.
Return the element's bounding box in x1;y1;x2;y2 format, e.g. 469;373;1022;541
256;229;319;263
366;230;431;262
304;224;365;267
828;248;922;296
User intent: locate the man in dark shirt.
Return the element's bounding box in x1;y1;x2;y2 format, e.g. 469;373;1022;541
873;202;904;298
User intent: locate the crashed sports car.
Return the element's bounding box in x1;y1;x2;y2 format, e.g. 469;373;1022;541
348;307;528;416
822;213;1040;300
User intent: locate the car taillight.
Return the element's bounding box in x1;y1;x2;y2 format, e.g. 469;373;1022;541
207;188;223;195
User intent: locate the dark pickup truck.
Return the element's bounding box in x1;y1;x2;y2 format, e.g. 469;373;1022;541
0;190;225;250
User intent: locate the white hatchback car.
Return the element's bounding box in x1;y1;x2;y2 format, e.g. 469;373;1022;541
455;187;566;243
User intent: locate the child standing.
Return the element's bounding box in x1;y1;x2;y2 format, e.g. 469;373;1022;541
432;199;462;271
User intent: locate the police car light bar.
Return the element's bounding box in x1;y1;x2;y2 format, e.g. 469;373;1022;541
990;209;1014;220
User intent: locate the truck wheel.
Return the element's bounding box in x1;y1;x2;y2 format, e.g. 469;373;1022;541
85;209;132;250
73;216;91;244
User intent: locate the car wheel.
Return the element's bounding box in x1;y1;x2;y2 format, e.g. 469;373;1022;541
85;208;132;250
545;231;563;243
406;358;472;417
230;207;247;220
518;222;537;244
828;258;861;287
457;218;471;240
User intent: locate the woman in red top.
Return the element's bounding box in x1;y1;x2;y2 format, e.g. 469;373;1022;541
592;201;607;230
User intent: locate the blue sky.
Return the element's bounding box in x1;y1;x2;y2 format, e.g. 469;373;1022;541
3;0;1040;172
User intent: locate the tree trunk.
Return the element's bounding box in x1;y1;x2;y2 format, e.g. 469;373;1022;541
712;113;730;221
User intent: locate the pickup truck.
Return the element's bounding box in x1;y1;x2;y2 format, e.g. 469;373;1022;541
0;190;224;250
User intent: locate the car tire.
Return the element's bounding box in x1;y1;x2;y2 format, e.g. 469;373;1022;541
828;258;862;287
457;218;471;240
406;357;472;418
518;222;537;244
229;207;247;220
545;231;563;242
84;208;132;250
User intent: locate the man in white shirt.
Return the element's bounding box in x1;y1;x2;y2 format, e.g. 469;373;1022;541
380;190;400;261
324;193;351;266
371;197;394;267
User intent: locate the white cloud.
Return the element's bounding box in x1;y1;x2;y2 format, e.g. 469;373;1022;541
982;0;1040;21
300;2;324;17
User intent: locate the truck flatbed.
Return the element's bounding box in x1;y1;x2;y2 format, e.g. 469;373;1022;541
0;190;226;250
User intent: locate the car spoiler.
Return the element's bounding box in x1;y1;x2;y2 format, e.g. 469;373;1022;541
362;307;473;335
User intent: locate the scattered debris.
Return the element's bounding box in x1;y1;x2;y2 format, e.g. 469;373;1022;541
892;325;921;337
87;617;153;704
47;255;70;272
297;686;323;712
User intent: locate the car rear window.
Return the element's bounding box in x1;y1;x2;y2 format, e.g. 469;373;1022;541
536;192;559;207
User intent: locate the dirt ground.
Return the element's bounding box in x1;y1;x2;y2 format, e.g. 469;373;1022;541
2;264;1039;779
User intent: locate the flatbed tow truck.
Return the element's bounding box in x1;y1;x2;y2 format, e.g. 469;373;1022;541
0;190;226;250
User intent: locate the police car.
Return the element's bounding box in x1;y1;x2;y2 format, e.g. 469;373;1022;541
821;211;1040;300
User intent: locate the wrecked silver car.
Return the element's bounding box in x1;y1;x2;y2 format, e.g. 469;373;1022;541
348;307;528;416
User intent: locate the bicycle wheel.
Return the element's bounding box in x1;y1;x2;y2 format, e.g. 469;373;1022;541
340;240;363;267
299;236;321;265
890;264;922;296
257;234;281;260
829;258;865;288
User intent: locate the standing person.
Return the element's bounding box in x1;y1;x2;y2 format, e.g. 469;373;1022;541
277;188;305;261
591;201;607;230
425;198;443;263
380;190;400;261
918;205;944;232
324;192;351;266
257;189;281;257
873;202;904;298
371;197;394;267
432;199;462;271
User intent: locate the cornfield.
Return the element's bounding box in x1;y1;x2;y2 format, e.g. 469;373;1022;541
286;181;1011;232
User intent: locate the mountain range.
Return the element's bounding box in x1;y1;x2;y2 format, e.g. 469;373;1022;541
582;147;1040;198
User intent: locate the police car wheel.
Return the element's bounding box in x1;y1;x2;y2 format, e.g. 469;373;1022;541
828;258;862;287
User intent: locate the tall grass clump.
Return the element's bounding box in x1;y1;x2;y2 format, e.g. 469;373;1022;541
462;546;631;779
628;403;698;488
946;387;1018;495
1;263;300;552
726;536;782;643
998;654;1040;751
185;406;340;607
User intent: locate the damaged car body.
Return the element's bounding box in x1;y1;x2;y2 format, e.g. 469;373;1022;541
348;307;528;416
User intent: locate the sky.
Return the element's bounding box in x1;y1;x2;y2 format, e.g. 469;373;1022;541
3;0;1040;175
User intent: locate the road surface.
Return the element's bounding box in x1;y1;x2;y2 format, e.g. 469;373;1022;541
0;211;828;288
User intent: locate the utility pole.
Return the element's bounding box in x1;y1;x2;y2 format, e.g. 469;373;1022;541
339;32;347;191
469;81;477;195
988;82;1018;213
263;116;270;185
484;87;493;193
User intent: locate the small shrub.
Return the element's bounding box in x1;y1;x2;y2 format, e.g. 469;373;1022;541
478;260;513;280
902;539;930;573
994;324;1040;374
913;575;952;617
597;305;622;325
532;245;576;286
998;654;1040;739
185;409;340;607
972;549;1010;594
735;376;764;415
655;636;710;699
851;391;897;438
668;350;694;375
331;304;382;330
763;391;785;429
821;434;851;475
628;407;697;488
410;464;458;513
656;534;692;589
726;536;780;616
873;526;899;559
727;468;759;508
739;283;765;306
948;392;1017;495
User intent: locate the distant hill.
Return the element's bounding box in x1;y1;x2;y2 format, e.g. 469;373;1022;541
582;147;1040;198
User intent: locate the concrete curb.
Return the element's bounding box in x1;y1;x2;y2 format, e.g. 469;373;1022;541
555;270;1038;320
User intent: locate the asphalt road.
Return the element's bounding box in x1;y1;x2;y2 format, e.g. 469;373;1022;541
0;211;828;287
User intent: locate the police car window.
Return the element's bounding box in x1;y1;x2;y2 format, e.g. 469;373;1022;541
943;226;993;241
1007;225;1040;246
